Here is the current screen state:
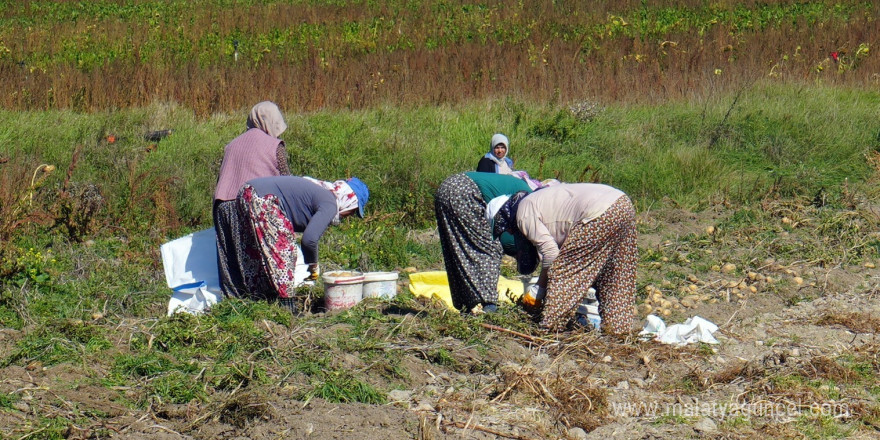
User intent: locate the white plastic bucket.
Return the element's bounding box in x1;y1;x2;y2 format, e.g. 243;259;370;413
323;271;364;310
362;271;399;299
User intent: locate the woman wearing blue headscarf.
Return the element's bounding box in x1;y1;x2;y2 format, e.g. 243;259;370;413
228;175;369;310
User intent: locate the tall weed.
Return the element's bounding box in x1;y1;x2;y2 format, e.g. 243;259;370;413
0;83;876;236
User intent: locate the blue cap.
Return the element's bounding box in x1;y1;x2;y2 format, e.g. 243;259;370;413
347;177;369;218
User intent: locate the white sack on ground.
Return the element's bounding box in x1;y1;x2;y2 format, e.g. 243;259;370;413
639;314;720;345
160;228;309;316
161;228;222;316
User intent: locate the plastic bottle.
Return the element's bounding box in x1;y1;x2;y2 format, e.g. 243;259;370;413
575;288;601;331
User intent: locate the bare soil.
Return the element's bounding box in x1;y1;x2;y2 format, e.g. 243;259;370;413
2;204;879;440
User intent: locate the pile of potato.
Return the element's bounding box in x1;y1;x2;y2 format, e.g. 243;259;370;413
635;265;795;317
637;284;716;317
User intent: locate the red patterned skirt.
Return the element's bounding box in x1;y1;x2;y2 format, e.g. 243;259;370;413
238;184;300;299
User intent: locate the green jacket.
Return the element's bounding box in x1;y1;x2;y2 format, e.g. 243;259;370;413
465;172;531;255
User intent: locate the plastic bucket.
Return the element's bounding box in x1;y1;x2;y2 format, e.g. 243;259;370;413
323;271;364;310
362;271;399;299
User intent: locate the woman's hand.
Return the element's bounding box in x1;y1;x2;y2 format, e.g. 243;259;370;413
537;269;549;290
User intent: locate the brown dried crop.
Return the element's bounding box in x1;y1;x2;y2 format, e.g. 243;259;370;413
816;312;880;334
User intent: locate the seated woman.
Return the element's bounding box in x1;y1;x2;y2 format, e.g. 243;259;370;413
476;133;559;191
477;133;514;174
488;183;636;334
230;175;369;310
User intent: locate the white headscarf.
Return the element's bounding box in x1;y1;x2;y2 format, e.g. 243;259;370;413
484;133;514;174
486;195;510;226
247;101;287;138
302;176;358;224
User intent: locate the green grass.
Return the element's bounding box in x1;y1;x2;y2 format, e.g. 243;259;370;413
2;83;877;239
307;371;388;405
652;413;691;425
2;85;880;437
0;391;19;410
795;413;856;439
2;320;112;368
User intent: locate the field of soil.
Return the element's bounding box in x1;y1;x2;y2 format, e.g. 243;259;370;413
2;197;879;440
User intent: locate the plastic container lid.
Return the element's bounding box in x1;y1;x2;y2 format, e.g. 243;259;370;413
363;271;399;282
322;271;364;285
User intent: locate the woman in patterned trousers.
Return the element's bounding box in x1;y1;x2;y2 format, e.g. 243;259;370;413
489;183;637;334
434;172;536;313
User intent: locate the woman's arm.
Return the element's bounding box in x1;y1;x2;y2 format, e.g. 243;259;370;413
476;157;496;173
276;143;291;175
299;200;337;265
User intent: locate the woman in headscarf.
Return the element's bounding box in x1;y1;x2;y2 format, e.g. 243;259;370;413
488;183;637;334
434;172;537;314
477;133;514;174
213;101;291;299
234;175;369;310
476;133;561;191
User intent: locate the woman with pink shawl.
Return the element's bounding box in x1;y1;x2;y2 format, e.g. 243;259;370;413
213;101;291;299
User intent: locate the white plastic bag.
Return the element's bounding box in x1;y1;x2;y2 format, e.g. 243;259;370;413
160;228;311;316
639;314;720;345
160;229;222;316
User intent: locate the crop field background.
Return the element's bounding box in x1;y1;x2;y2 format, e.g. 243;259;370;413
0;0;877;114
1;1;880;439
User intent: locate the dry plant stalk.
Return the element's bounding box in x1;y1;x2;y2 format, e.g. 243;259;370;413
443;420;539;440
816;312;880;334
4;4;877;115
480;323;556;345
492;361;609;433
0;158;53;242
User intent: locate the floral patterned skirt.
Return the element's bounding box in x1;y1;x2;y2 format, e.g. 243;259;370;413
238;184;300;299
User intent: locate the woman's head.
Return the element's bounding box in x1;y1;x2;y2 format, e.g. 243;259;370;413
247;101;287;138
302;176;370;223
345;177;370;218
490;191;529;239
490;133;509;160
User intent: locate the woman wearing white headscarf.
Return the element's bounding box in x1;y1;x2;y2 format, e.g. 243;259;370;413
477;133;514;174
214;101;291;299
477;133;561;191
233;175;369;310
